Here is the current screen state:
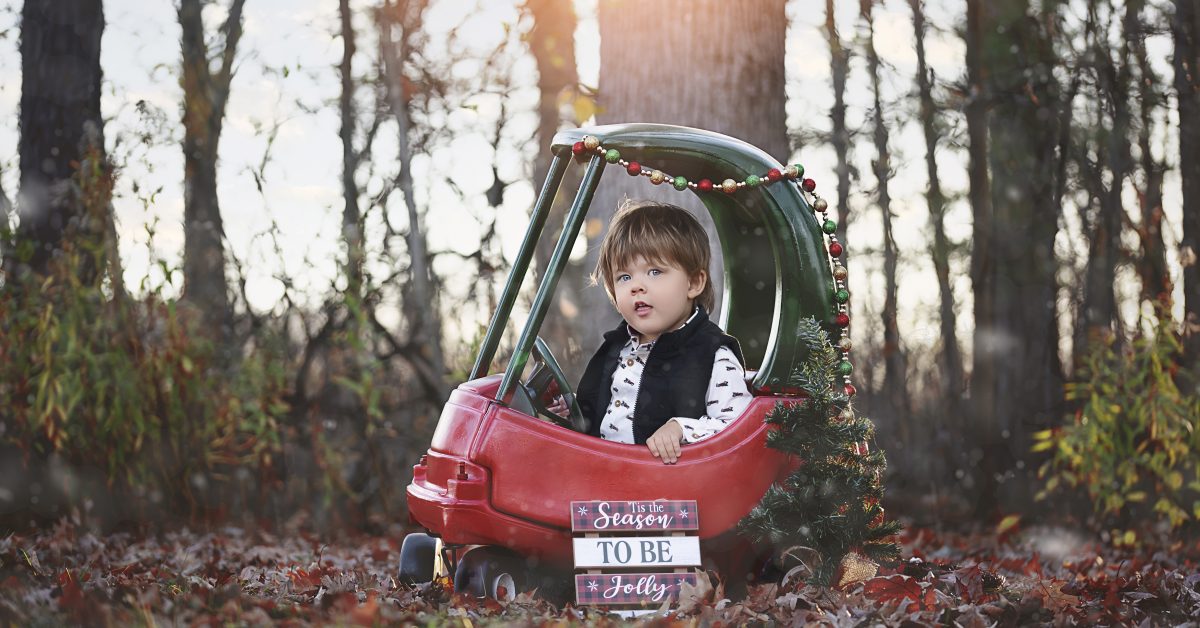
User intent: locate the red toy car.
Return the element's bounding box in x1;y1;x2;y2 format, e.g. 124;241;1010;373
403;123;840;601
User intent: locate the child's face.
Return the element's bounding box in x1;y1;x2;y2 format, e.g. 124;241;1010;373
611;255;706;344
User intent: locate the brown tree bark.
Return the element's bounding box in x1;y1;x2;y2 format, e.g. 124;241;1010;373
1129;0;1170;306
965;0;995;424
339;0;364;299
586;0;788;350
974;0;1065;514
380;0;446;396
1074;0;1130;348
826;0;852;258
0;168;11;240
523;0;586;376
862;0;910;418
910;0;963;406
1174;0;1200;361
14;0;105;281
178;0;245;344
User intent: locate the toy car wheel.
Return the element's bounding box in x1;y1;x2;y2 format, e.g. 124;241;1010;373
453;546;525;601
398;532;440;584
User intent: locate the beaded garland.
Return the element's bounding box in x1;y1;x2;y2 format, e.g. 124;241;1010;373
571;134;858;406
571;134;815;195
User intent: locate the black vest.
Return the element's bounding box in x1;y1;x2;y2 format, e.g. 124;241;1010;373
577;308;744;444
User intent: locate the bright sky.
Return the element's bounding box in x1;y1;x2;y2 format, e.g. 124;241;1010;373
0;0;1184;378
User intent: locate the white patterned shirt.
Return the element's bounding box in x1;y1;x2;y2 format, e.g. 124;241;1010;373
598;316;753;444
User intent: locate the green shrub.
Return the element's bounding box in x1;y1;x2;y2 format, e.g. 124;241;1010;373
0;153;287;522
1034;310;1200;534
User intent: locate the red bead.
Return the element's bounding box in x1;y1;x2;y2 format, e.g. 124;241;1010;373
835;313;850;328
766;168;782;183
571;141;585;155
802;178;816;192
626;161;641;176
829;242;844;257
845;383;857;397
698;179;714;192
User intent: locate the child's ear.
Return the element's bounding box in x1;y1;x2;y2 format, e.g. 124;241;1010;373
687;270;707;300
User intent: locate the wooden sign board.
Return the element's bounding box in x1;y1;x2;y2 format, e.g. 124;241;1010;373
572;500;701;608
573;535;700;569
571;500;698;532
574;572;698;606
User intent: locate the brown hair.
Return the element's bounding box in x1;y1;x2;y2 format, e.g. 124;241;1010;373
592;199;715;312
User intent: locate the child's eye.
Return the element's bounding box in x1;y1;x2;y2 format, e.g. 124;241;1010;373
616;273;631;283
649;268;663;276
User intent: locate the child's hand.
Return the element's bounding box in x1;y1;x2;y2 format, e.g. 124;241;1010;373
546;395;568;417
647;421;684;464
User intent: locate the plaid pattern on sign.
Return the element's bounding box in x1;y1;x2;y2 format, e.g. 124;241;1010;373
571;500;699;532
575;572;697;606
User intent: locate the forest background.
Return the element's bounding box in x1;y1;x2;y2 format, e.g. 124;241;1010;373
1;0;1198;547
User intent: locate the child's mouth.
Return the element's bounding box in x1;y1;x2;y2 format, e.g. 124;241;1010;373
634;301;652;316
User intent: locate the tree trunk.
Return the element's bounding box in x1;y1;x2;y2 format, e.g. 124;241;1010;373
862;0;910;418
587;0;788;347
1079;0;1131;343
1130;0;1170;306
340;0;364;299
1174;0;1200;361
910;0;963;407
524;0;586;376
15;0;105;281
381;0;446;396
976;0;1065;514
0;167;11;242
965;0;995;427
826;0;852;260
179;0;245;343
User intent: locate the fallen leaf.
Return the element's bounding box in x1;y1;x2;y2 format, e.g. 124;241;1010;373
676;570;713;615
863;574;924;612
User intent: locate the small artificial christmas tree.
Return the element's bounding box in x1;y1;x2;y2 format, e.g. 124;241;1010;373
739;317;901;586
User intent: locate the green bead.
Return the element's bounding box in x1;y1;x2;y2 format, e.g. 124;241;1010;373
837;361;854;376
605;149;620;163
835;289;850;303
745;174;761;187
672;176;688;191
823;219;837;234
794;164;805;178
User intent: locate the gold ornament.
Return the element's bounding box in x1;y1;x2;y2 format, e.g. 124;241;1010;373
649;170;666;184
838;337;852;352
814;198;829;212
834;552;878;589
583;135;600;150
833;265;849;281
721;178;738;193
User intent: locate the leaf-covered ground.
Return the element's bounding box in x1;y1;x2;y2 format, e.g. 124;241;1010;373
1;519;1198;626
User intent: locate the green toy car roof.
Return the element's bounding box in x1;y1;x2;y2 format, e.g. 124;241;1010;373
475;123;839;395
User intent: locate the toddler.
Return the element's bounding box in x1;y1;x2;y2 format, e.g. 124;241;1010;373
550;200;753;464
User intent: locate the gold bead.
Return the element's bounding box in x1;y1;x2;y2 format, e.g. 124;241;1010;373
814;198;829;212
721;178;738;193
583;135;600;150
838;337;852;352
833;265;849;281
649;170;666;184
785;165;799;178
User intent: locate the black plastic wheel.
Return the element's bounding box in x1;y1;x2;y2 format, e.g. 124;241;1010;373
398;533;439;584
453;546;526;601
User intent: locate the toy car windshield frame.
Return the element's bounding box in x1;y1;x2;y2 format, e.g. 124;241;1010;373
469;123;838;402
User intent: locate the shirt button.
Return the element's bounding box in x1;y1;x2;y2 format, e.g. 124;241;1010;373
626;358;634;367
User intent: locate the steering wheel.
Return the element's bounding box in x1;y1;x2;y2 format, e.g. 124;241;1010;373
514;337;587;433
